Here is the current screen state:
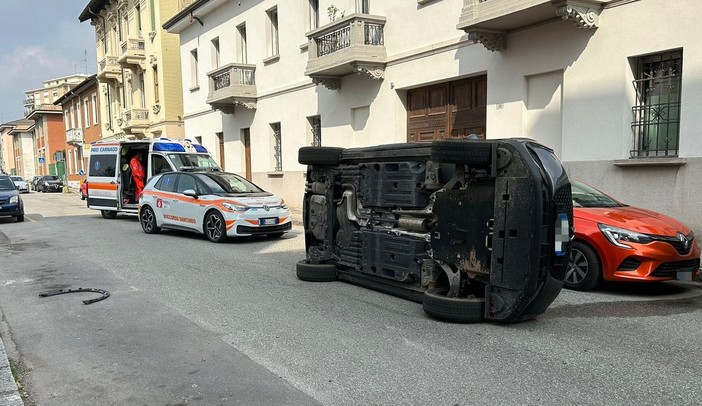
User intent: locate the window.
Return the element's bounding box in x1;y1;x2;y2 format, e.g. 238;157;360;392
76;102;82;129
136;4;142;36
84;98;90;127
156;173;178;192
211;37;220;69
176;174;198;194
64;111;70;131
630;50;682;158
153;66;160;104
308;0;319;31
266;8;279;57
151;154;170;175
88;155;116;177
138;71;146;107
190;49;199;88
356;0;369;14
237;24;248;63
92;93;98;125
271;122;282;171
307;115;321;146
69;105;75;129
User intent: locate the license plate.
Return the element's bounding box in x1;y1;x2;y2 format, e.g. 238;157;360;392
260;217;278;225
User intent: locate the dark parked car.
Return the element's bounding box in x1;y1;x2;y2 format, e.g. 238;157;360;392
0;175;24;222
36;175;64;193
296;138;573;323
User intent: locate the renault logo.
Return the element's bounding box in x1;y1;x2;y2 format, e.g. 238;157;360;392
676;232;690;250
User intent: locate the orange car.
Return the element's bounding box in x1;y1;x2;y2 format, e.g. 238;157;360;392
567;180;700;290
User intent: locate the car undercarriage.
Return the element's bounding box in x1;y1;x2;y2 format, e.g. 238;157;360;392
297;138;572;323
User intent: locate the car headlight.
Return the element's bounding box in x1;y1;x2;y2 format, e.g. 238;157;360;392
9;196;19;204
222;202;249;212
598;223;653;249
280;199;288;210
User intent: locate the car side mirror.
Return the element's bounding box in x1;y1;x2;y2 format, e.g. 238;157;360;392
183;189;198;198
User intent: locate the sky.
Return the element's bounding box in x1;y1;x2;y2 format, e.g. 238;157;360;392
0;1;97;123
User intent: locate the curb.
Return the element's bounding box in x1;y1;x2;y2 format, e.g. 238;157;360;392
0;336;22;406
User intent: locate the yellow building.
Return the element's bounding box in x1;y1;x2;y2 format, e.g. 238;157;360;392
79;0;184;140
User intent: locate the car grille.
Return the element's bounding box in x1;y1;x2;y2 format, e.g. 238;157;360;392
0;197;7;204
549;184;573;281
236;222;292;235
650;258;700;277
650;233;695;255
618;257;641;271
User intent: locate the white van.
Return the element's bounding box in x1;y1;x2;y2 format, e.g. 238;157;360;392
86;138;220;219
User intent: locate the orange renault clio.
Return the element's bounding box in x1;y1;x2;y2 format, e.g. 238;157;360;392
567;180;700;291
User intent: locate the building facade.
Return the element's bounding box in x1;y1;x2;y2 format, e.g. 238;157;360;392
24;74;92;117
54;75;103;188
0;120;32;176
163;0;702;233
27;105;65;179
79;0;184;141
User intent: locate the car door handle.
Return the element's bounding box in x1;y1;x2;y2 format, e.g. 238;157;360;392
110;181;116;184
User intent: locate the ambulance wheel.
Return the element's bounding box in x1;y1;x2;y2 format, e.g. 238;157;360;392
140;206;160;234
101;210;117;219
204;210;228;243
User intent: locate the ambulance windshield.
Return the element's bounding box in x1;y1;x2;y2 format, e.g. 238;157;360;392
168;154;220;171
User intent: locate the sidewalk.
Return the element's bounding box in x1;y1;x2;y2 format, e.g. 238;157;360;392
0;335;22;406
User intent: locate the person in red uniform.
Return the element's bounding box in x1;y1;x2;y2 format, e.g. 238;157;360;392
129;152;146;201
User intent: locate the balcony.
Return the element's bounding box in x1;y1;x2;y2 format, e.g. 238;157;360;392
305;13;387;90
23;97;35;108
66;128;84;145
121;108;149;134
98;55;121;81
205;63;257;114
118;38;146;68
457;0;608;51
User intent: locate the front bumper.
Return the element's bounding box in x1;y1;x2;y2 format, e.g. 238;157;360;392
224;210;293;236
0;205;23;217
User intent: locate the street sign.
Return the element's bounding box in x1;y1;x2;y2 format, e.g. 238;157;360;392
38;157;45;164
78;169;85;176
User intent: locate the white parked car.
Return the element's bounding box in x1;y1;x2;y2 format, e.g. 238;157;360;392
10;176;29;194
138;171;292;242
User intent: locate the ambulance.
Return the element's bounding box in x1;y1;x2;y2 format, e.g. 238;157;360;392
86;138;220;219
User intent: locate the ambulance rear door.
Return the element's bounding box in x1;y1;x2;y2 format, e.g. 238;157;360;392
87;144;120;211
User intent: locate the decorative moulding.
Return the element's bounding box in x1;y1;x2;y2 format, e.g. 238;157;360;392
352;64;384;80
311;76;341;91
467;30;506;52
554;1;601;29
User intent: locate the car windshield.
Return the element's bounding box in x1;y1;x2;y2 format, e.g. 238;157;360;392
0;177;15;190
168;154;220;171
43;176;59;181
571;180;625;208
197;173;264;194
10;176;23;182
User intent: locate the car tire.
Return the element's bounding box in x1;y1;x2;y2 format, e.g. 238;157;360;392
15;215;24;223
204;210;228;243
565;241;602;291
431;139;492;166
267;232;285;238
101;210;118;219
296;260;338;282
140;206;161;234
422;288;485;323
298;146;344;166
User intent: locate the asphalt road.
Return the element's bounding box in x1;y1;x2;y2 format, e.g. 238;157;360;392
1;191;701;405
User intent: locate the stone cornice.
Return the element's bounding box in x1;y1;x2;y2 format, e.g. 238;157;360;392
467;30;506;52
554;1;602;29
352;64;385;80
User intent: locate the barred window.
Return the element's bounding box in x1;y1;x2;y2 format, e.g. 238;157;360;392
630;50;682;158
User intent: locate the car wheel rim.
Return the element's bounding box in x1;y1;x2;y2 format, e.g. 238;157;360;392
206;214;222;240
566;249;588;284
141;209;154;232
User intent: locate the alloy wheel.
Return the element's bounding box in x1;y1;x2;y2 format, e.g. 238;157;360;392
141;208;154;232
566;248;588;285
205;211;226;242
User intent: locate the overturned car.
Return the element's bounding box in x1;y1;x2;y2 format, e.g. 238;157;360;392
297;138;572;323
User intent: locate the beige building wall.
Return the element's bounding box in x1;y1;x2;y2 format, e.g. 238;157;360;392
167;0;702;235
83;0;183;140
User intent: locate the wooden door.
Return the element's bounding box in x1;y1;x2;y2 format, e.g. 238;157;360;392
216;132;225;170
407;76;487;142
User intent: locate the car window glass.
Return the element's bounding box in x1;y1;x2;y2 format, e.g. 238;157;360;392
571;181;624;208
151;154;172;175
158;174;178;192
176;174;197;193
89;155;116;178
0;177;14;190
198;173;263;194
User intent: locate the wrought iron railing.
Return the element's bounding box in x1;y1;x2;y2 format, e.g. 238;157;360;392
313;16;385;58
211;65;256;91
630;101;680;158
273;124;282;171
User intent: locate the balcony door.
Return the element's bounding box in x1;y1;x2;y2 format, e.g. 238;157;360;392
407;76;487;142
